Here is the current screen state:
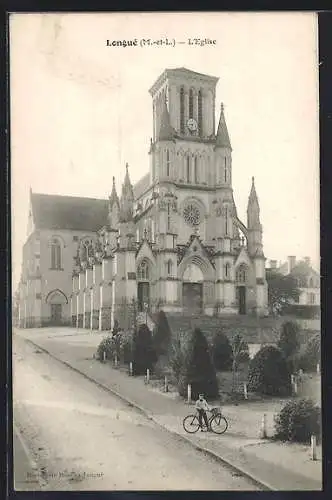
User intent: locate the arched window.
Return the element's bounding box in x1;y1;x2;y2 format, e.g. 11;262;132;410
137;260;150;281
224;157;227;182
189;88;194;119
167;259;173;276
166;150;170;177
198;90;203;135
225;206;229;235
50;238;61;269
180;87;185;134
186;156;190;183
236;265;247;283
167;204;171;232
194;157;198;183
225;263;231;279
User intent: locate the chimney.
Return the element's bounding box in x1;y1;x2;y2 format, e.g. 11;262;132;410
269;259;277;270
304;256;311;266
288;256;296;273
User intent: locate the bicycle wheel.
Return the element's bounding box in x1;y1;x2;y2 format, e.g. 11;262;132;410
210;414;228;435
183;414;200;434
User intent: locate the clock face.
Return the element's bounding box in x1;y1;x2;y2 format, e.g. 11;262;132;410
187;118;198;132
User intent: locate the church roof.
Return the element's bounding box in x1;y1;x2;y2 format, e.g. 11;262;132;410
215;103;231;149
133;173;150;200
31;192;109;232
289;261;319;278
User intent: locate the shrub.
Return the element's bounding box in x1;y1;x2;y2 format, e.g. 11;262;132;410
96;335;116;361
153;310;172;359
274;398;321;443
212;331;233;371
247;345;291;396
178;328;219;400
169;338;188;383
118;330;133;364
298;333;321;372
132;324;157;375
277;321;300;367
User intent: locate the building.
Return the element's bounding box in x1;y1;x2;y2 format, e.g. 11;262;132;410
268;256;320;307
18;67;268;329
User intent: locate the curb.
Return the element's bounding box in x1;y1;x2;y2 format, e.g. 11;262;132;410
24;337;275;491
13;421;44;490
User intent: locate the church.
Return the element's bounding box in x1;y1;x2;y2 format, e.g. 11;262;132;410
18;67;268;329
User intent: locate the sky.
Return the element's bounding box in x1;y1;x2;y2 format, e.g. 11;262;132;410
10;12;320;290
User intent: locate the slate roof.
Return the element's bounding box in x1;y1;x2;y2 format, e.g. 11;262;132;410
31;192;109;232
289;261;319;278
133;173;150;200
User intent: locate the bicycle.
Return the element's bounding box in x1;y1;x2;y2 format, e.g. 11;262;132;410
183;407;228;435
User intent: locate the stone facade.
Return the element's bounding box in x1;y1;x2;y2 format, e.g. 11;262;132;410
18;67;268;329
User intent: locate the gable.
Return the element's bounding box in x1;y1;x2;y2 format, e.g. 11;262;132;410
234;247;253;269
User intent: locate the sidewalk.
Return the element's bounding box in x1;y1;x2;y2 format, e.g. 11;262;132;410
16;328;322;491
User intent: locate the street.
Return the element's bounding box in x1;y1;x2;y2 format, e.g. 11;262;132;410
12;334;258;491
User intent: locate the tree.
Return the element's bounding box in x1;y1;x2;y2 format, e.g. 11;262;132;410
212;331;233;371
298;333;321;372
153;310;172;359
247;345;292;396
277;321;300;371
179;328;219;400
231;333;250;391
266;270;300;315
132;324;157;375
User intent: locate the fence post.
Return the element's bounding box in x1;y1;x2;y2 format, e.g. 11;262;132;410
187;384;192;403
146;368;150;384
316;363;320;374
164;376;168;393
103;351;106;362
260;413;267;438
129;361;133;376
114;355;118;367
243;383;248;400
311;435;317;461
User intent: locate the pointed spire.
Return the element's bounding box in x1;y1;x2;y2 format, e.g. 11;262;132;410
109;176;120;208
158;97;174;141
120;163;134;222
215;103;231;149
248;176;259;208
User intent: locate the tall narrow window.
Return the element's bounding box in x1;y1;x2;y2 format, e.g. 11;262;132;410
180;87;185;134
51;238;61;269
225;263;230;279
186;156;190;183
167;204;171;232
194;157;198;183
166;150;170;177
225;206;229;235
189;89;194;119
224;157;227;182
198;90;203;135
167;260;173;276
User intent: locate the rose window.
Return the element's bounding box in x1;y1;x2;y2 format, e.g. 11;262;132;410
183;203;201;227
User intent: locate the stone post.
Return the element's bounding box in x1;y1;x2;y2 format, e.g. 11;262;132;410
83;267;93;328
77;271;85;328
92;263;102;329
99;258;112;330
72;275;79;326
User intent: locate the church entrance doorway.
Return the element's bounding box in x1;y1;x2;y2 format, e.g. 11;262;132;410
51;304;62;325
182;262;204;314
237;286;246;315
137;282;150;312
182;283;203;314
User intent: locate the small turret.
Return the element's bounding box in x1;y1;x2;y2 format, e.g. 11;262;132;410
247;177;263;256
119;163;134;223
108;176;120;228
158;97;174;142
215;103;231;149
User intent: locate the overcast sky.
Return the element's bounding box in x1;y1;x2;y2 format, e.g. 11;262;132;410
10;12;319;290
